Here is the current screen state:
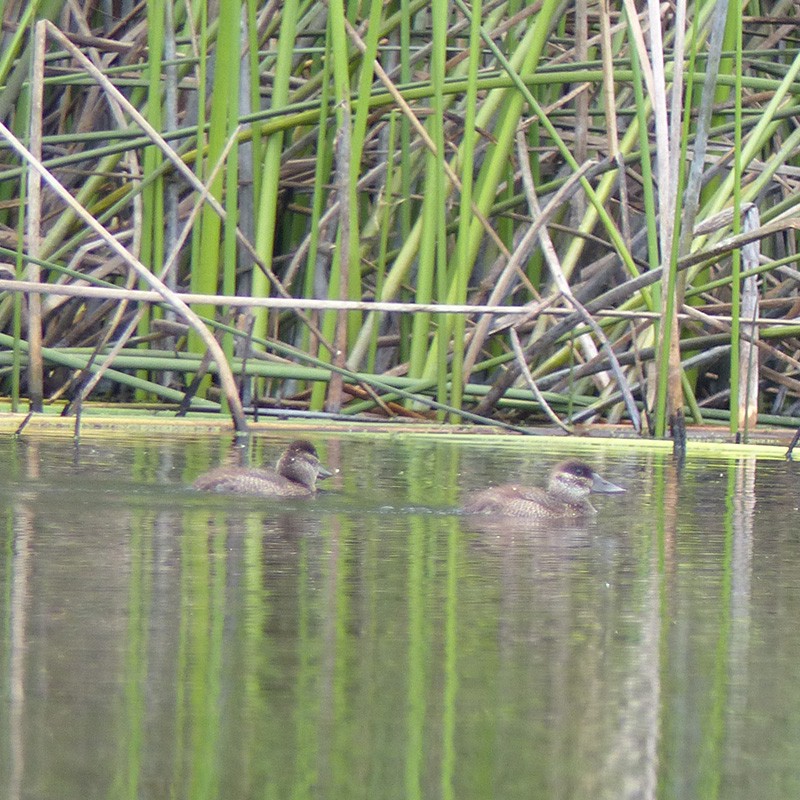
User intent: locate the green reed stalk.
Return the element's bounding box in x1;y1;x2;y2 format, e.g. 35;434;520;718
366;112;397;374
252;0;300;345
300;52;334;373
741;127;800;208
0;333;220;409
657;2;700;435
408;1;448;390
454;0;577;274
310;0;353;411
188;0;208;337
398;0;412;249
140;0;167;383
6;0;800;430
448;0;483;421
407;183;435;380
410;0;575;396
37;143;127;259
220;3;243;389
687;252;796;298
0;0;36;92
729;4;743;434
245;0;264;206
178;314;591;423
699;48;800;225
455;0;639;282
432;0;449;415
347;0;385;344
190;11;246;401
0;0;66;136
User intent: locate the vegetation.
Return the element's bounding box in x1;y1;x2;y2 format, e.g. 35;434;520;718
1;0;800;437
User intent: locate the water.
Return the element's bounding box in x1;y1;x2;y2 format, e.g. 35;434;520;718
1;431;799;799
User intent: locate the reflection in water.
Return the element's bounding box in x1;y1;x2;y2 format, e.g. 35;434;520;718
8;495;33;800
0;437;798;799
464;512;660;800
726;460;755;794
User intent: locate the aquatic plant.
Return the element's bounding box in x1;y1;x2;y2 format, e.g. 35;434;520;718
1;0;799;438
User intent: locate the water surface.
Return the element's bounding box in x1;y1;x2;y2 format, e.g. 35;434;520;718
1;432;799;799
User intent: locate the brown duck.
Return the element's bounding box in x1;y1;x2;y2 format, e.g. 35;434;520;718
193;439;332;497
462;459;625;518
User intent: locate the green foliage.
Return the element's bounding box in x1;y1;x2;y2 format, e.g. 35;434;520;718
2;0;800;435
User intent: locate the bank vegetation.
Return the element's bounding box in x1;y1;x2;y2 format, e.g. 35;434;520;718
1;0;800;439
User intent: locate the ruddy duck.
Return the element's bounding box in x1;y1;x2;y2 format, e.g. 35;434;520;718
193;439;332;497
462;459;625;518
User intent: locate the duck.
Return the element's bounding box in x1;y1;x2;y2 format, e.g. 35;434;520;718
193;439;332;497
461;459;625;519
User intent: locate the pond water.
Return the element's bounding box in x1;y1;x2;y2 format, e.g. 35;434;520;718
1;430;800;800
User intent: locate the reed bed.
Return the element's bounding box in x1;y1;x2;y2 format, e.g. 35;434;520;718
1;0;800;437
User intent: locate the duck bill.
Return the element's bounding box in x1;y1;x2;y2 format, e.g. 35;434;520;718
317;465;334;480
590;472;626;494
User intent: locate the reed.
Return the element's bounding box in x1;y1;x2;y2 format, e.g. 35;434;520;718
1;1;800;437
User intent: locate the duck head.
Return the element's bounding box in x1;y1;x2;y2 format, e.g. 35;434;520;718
277;440;333;490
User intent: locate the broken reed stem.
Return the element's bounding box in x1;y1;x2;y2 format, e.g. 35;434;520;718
509;328;573;433
0;116;249;432
3;4;800;431
3;279;800;330
24;21;46;412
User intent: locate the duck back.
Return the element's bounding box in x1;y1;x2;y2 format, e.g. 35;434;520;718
462;484;591;518
193;466;314;497
192;439;331;497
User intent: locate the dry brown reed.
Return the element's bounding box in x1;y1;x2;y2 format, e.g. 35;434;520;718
1;1;800;438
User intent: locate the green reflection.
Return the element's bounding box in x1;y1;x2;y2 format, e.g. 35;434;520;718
180;511;225;800
112;511;151;800
441;516;459;800
293;524;317;800
695;465;735;800
3;438;800;800
0;504;14;788
406;511;424;800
